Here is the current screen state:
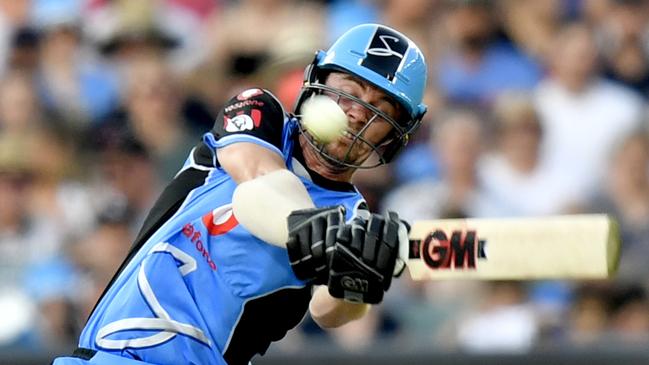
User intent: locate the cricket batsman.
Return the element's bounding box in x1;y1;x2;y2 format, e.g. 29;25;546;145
53;23;427;365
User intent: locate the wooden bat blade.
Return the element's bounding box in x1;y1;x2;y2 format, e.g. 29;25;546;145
406;214;621;280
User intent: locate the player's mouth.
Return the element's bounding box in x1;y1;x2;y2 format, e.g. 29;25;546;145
302;128;373;169
339;129;365;145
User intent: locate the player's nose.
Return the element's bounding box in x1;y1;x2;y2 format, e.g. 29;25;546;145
340;100;370;127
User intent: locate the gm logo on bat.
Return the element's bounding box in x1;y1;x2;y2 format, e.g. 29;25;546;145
410;230;487;270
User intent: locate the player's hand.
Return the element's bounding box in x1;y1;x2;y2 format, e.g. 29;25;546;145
327;211;407;304
286;206;345;285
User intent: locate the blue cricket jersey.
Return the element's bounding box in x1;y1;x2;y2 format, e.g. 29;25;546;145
70;89;366;365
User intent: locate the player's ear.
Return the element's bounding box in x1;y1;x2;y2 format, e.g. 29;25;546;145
380;134;406;163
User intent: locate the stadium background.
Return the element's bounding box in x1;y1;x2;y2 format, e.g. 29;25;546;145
0;0;648;363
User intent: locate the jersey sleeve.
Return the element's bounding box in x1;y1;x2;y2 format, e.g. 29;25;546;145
209;88;286;157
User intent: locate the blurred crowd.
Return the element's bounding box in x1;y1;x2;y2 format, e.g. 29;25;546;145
1;0;649;357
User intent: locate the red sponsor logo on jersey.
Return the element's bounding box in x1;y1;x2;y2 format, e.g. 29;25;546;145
202;204;239;236
182;223;217;271
237;88;263;100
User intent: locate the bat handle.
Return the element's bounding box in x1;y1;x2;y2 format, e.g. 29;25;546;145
394;222;410;276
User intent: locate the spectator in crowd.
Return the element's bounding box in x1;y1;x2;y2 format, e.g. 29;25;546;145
0;70;96;250
382;108;492;222
0;0;32;75
0;69;42;137
255;22;323;109
22;258;81;350
388;127;441;186
70;208;134;321
87;0;217;74
499;0;565;63
326;0;379;44
119;55;197;181
34;0;120;127
607;285;649;345
565;284;649;347
0;134;63;286
565;284;611;346
380;0;441;62
86;0;217;134
456;281;538;353
26;123;95;243
203;0;325;100
596;0;649;97
586;130;649;287
0;134;67;348
435;0;542;104
581;0;614;27
534;22;645;206
478;92;570;217
91;126;161;233
382;271;484;350
89;0;180;66
7;26;40;72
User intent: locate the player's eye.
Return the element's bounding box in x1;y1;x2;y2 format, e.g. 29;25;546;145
337;95;356;111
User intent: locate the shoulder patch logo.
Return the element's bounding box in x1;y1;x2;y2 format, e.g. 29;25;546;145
237;88;263;100
224;109;263;132
224;114;254;132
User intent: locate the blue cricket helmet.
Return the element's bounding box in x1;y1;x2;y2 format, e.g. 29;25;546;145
317;23;428;128
295;23;428;167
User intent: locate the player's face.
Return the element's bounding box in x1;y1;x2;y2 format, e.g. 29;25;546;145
320;72;401;165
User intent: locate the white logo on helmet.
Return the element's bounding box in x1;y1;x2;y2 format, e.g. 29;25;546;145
225;114;254;132
367;35;404;59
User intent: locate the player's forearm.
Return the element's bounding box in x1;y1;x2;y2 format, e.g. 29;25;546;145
220;143;315;247
217;142;286;184
309;286;370;329
232;169;315;247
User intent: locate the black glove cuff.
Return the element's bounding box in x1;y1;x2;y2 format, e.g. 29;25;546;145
327;243;385;304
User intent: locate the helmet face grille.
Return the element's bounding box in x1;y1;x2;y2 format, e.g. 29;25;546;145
296;85;406;169
292;24;428;168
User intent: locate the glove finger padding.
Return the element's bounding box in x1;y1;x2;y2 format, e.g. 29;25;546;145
386;211;410;278
363;215;383;264
287;206;345;284
326;211;343;264
310;215;328;278
286;222;312;280
348;216;366;255
377;215;399;289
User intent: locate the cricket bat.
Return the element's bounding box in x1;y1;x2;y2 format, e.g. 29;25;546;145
405;214;621;280
232;176;620;280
